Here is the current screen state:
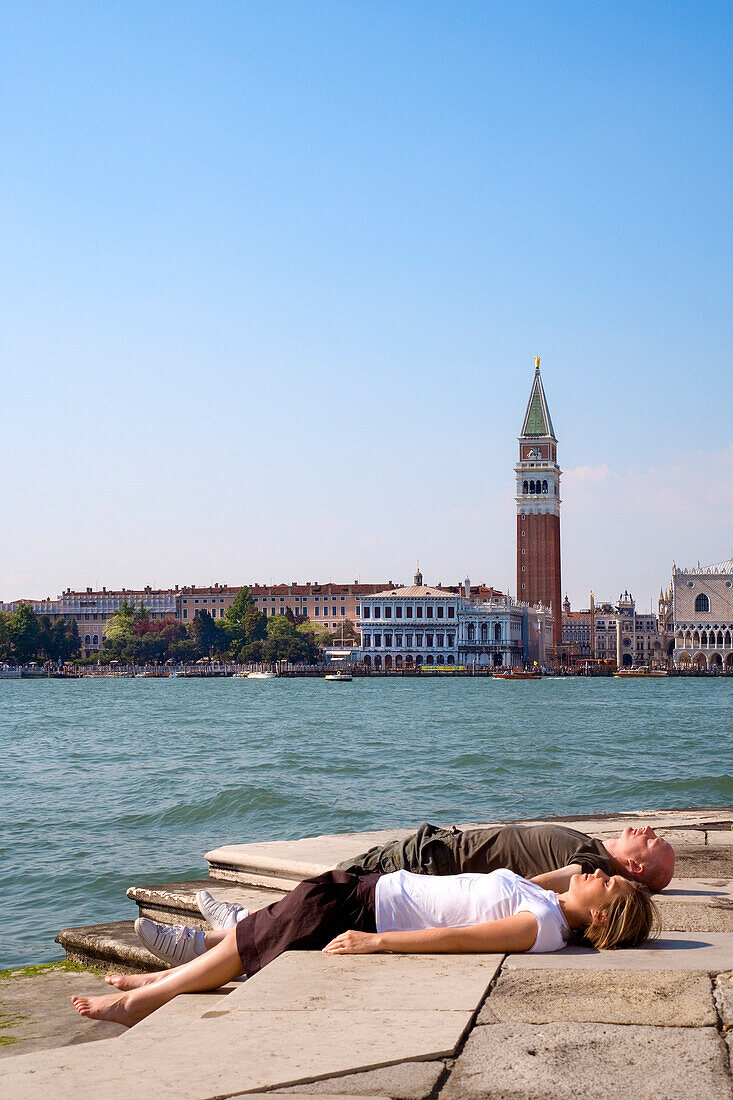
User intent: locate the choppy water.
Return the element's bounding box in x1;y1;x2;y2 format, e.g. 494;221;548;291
1;675;732;969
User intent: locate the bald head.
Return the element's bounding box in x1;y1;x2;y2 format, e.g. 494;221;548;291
605;825;675;891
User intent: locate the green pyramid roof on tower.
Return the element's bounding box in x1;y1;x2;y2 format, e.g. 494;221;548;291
520;362;556;438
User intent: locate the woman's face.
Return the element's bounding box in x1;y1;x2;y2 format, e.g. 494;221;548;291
569;869;631;915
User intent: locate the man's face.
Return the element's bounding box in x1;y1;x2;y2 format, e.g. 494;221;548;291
616;825;660;863
616;825;674;888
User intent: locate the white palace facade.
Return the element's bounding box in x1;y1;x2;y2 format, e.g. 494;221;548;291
358;571;553;670
672;559;733;671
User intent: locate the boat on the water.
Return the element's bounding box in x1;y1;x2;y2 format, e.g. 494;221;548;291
614;667;668;678
325;672;352;681
248;671;277;679
493;668;542;680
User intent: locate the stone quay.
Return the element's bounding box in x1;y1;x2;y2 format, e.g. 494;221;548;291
1;807;732;1098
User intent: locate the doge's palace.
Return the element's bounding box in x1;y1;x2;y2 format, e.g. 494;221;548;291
673;559;733;670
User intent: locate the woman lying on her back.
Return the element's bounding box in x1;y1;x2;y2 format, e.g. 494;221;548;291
72;867;660;1027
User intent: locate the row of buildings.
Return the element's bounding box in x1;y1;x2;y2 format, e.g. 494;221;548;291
560;560;733;671
3;360;731;670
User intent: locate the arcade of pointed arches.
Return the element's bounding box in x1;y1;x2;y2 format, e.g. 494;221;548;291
675;622;733;670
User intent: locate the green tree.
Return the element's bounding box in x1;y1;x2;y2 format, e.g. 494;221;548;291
10;603;40;663
189;610;225;658
0;610;13;662
263;614;320;664
221;588;267;658
102;599;136;661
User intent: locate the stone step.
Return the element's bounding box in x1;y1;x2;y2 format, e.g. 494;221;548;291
55;921;166;973
125;879;287;926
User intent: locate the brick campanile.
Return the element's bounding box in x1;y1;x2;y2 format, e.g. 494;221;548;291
515;358;562;649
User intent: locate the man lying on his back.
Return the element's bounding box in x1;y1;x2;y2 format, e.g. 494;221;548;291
335;821;675;893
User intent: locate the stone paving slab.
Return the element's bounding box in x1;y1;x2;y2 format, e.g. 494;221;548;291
271;1060;444;1098
703;830;733;846
665;877;733;900
0;965;126;1060
439;1023;732;1100
674;846;733;877
231;951;503;1014
0;951;500;1098
657;900;733;932
478;967;717;1027
504;931;733;972
0;1009;473;1099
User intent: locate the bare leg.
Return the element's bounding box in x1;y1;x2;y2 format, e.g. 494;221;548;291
73;927;244;1027
106;928;230;989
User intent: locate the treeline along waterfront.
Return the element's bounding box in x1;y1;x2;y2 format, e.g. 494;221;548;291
0;589;353;668
1;675;732;969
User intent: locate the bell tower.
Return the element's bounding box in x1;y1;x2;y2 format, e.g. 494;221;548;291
515;357;562;648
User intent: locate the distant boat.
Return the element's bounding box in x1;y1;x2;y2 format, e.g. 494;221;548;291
325;672;352;681
614;667;667;678
493;668;542;680
248;671;277;680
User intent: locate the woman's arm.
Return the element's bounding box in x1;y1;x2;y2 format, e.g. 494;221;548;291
530;864;582;892
323;912;539;956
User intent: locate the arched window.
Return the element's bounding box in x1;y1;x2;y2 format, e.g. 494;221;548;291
523;480;528;494
92;634;99;646
467;623;475;641
529;480;535;493
84;634;91;645
701;631;708;647
480;623;488;642
695;593;710;613
494;622;502;641
542;480;548;493
447;654;455;664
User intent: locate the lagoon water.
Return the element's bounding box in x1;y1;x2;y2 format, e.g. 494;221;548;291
1;675;732;969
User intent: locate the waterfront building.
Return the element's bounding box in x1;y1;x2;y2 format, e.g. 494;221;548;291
0;587;178;657
672;559;733;670
358;570;552;670
515;358;562;649
175;582;394;632
561;594;665;668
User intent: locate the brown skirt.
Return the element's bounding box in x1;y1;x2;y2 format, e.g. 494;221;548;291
235;870;380;979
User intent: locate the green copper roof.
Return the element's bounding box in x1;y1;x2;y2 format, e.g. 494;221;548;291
520;369;556;438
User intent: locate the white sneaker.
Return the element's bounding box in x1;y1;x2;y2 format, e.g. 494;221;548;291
135;917;206;966
196;889;249;930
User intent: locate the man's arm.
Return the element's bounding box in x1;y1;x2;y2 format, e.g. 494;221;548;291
530;864;582;891
323;912;539;956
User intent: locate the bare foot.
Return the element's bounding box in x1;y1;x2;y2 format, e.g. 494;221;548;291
71;992;150;1027
106;971;164;990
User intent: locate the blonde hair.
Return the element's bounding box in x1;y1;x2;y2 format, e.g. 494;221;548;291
583;881;661;951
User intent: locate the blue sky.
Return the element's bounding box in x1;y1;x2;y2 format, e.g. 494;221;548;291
2;1;731;609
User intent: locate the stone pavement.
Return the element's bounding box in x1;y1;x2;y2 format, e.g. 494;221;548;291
1;807;732;1098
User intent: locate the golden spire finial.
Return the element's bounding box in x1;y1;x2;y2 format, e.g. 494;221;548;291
534;356;540;372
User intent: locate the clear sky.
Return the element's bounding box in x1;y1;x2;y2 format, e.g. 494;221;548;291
2;1;731;610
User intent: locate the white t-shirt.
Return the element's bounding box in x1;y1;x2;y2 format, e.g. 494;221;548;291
375;868;570;953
